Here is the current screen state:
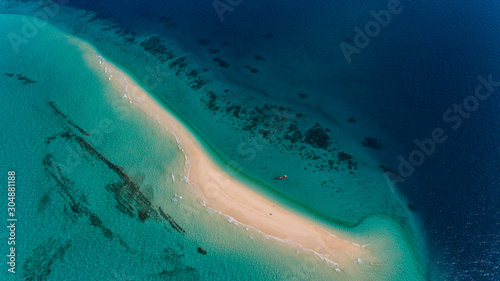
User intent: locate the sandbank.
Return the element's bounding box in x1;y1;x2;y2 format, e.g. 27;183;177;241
90;54;377;269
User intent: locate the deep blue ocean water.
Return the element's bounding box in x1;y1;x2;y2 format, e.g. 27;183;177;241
1;0;499;279
366;1;500;279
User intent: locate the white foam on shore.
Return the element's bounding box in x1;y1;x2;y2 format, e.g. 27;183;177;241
202;205;354;269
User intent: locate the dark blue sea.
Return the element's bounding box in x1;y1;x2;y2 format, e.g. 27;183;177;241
2;0;499;279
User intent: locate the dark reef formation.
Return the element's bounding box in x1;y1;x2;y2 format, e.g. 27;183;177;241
22;238;70;281
199;95;359;174
169;56;188;76
244;65;259;73
208;48;220;54
155;247;200;279
298;93;308;99
45;102;186;235
169;56;187;69
197;39;211;46
254;54;267;61
156;267;198;280
37;193;51;213
202;91;219;112
362;137;382;150
139;36;208;91
407;203;418;212
34;101;213;279
284;124;302;143
213;57;230;68
4;72;37;84
304;123;331;149
226;105;243;118
197;247;208;255
337;151;358;170
43;149;129;249
159;207;186;235
140;36;174;62
48;101;90;136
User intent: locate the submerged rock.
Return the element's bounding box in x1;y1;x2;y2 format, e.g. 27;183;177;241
213;57;230;68
254;54;267;61
304;123;330;149
197;247;207;255
298;92;308;99
208;48;220;54
362;137;382;150
198;39;211;46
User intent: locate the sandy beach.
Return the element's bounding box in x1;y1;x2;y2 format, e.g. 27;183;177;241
91;54;376;269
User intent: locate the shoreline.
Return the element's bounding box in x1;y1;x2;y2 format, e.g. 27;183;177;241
88;52;378;269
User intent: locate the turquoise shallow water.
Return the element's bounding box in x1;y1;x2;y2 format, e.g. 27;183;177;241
0;14;327;280
0;13;425;280
1;0;496;279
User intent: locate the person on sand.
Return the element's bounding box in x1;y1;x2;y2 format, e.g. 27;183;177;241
276;175;287;180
